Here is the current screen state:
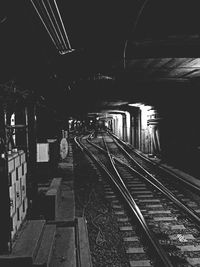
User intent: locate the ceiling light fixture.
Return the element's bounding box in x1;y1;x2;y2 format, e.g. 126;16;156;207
30;0;74;55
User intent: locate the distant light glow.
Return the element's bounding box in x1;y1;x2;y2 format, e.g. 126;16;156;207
140;105;152;112
11;113;15;126
94;73;114;80
128;103;143;107
188;58;200;68
11;113;16;146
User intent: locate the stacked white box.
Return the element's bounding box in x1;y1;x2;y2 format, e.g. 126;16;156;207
8;151;28;240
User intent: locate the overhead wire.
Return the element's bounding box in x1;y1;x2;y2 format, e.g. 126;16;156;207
31;0;59;50
30;0;73;54
30;0;61;51
52;0;72;52
40;0;65;52
46;0;69;51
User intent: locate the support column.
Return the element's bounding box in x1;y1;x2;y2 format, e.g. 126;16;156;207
122;114;127;141
26;103;37;217
27;103;37;173
130;115;135;147
137;108;141;150
0;106;12;253
147;118;162;157
15;108;27;151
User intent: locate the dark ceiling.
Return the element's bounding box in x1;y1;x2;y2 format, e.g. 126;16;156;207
1;0;200;117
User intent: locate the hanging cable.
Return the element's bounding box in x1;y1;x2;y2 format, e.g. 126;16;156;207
30;0;73;54
30;0;62;51
46;0;69;51
53;0;72;52
40;0;66;52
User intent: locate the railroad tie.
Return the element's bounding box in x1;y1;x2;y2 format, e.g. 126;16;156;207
120;226;133;231
186;258;200;266
126;247;144;253
129;259;152;267
169;234;195;241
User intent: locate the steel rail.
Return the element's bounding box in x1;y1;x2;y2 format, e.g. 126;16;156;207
104;132;200;230
108;130;200;193
87;133;200;231
75;136;174;267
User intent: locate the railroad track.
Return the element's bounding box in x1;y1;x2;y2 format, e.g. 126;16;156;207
107;130;200;219
75;135;170;266
75;131;200;267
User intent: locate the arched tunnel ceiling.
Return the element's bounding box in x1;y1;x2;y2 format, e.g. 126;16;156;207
1;0;200;117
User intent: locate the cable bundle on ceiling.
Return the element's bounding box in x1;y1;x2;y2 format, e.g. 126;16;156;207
30;0;73;55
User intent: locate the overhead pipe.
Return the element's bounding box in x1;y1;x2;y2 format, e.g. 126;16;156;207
123;0;150;69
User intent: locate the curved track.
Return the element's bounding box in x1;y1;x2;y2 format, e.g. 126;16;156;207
75;131;200;266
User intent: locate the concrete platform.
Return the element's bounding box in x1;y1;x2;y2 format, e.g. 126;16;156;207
33;224;56;266
56;142;75;222
49;226;76;267
77;217;93;267
45;178;62;220
49;141;92;267
0;220;51;267
0;141;92;267
56;180;75;221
